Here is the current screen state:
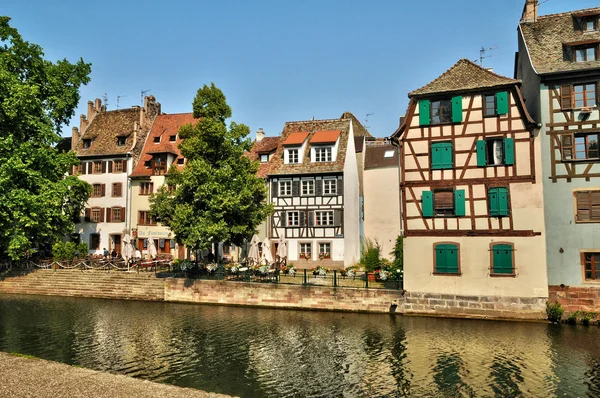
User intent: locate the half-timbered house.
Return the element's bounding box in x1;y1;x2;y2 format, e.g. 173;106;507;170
267;114;371;267
71;96;160;256
516;2;600;298
392;59;547;310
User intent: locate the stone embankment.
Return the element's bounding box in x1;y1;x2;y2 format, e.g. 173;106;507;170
0;352;233;398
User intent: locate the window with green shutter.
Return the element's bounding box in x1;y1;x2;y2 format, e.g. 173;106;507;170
434;243;460;274
419;100;431;126
451;96;463;123
431;142;453;169
422;191;433;217
475;138;515;167
489;187;509;217
491;243;514;275
496;91;509;115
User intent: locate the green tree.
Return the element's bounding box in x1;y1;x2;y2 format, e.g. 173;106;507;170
0;17;92;260
150;83;272;253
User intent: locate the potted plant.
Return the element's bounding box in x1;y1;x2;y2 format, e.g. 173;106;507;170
299;252;310;260
319;252;331;260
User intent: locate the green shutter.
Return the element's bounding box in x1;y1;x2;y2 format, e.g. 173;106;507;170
503;137;515;165
489;188;499;216
431;143;442;169
498;187;509;216
451;96;463;123
445;245;459;273
492;244;513;274
419;100;431;126
496;91;509;115
441;142;453;169
454;189;465;217
422;191;433;217
476;140;487;167
435;245;447;273
432;142;453;169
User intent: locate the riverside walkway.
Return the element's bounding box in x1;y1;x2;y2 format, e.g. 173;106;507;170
0;352;233;398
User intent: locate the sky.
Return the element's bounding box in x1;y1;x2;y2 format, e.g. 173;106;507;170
3;0;599;139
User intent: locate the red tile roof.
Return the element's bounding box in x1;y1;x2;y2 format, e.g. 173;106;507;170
246;136;281;178
282;131;310;146
130;113;198;178
310;130;340;144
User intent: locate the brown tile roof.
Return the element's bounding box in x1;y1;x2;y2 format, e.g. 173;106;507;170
409;59;520;97
282;132;310;146
364;144;398;169
130;113;197;178
310;130;341;144
354;136;364;153
246;136;281;178
519;7;600;74
267;113;370;176
75;108;144;157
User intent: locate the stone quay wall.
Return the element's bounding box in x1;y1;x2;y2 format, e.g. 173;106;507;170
548;285;600;314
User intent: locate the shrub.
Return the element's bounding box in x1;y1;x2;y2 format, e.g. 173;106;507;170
582;312;597;326
77;242;89;257
64;242;77;261
390;235;403;274
52;242;66;261
546;301;564;323
566;310;581;325
361;238;381;272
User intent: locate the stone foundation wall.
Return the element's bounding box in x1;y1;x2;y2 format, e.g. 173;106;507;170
164;279;403;313
402;291;547;320
548;285;600;313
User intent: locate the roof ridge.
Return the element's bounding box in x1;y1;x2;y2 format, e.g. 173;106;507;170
158;112;194;116
523;6;600;21
284;117;344;125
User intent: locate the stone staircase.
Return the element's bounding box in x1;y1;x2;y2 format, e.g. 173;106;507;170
0;269;165;301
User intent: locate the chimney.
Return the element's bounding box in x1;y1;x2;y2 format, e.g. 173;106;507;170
256;128;265;142
94;98;102;113
521;0;538;22
80;114;88;134
87;101;94;119
71;127;79;150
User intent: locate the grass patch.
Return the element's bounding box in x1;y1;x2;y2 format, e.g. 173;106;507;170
9;352;38;360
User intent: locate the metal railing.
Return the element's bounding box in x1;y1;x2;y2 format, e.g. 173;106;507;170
0;258;173;274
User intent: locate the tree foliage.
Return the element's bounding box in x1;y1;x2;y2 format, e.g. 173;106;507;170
150;83;272;252
0;16;92;260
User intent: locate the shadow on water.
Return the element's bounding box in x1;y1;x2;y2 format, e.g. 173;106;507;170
2;294;600;397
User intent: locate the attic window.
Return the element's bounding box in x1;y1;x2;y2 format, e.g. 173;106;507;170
117;136;126;146
153;136;160;143
575;45;598;62
260;154;269;163
383;150;394;158
177;158;184;165
144;160;151;168
170;135;177;142
83;139;91;149
583;17;597;32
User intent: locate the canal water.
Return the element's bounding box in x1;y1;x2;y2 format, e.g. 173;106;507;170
0;294;598;397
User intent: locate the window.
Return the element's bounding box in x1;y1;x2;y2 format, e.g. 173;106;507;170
73;164;82;175
83;139;91;149
287;211;300;227
300;243;312;260
111;207;122;223
489;187;509;217
92;183;104;197
583;252;600;280
484;95;496;116
144;160;151;168
562;83;597;109
431;100;452;124
260;154;269;163
153;136;160;143
491;243;514;275
302;180;314;196
575;190;600;222
476;138;515;166
170;135;177;142
434;243;460;274
319;243;331;259
117;136;126;146
315;211;334;226
583;17;597;31
177;158;185;165
422;189;465;217
384;150;394;158
288;148;299;164
483;92;509;116
431;141;453;169
93;161;103;174
140;182;153;195
112;183;122;197
139;211;156;225
90;234;100;250
279;181;292;196
314;147;332;162
561;133;600;160
574;46;597;62
154;155;167;175
91;208;102;223
323;179;337;195
113;160;123;173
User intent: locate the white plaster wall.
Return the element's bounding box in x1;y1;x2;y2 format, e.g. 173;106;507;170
343;122;360;266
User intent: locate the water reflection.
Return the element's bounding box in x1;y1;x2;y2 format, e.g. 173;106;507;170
1;294;600;397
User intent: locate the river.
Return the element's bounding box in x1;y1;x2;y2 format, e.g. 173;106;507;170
0;294;598;397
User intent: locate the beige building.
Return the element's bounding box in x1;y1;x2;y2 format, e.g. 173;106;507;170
362;140;401;260
392;59;547;308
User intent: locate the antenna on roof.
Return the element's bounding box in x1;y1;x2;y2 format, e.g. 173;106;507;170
102;93;109;110
365;113;374;129
116;95;127;110
141;89;151;106
476;45;498;67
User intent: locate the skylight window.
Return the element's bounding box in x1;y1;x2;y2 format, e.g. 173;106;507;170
384;150;394;158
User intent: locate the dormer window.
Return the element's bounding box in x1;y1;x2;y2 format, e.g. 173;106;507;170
575;45;597;62
287;148;299;164
169;135;176;142
260;154;269;163
82;139;91;149
583;17;598;32
177;158;185;165
117;136;126;146
153;136;160;143
153;154;167;175
282;132;309;165
144;160;151;168
314;147;332;162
